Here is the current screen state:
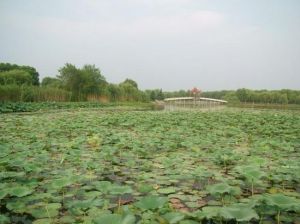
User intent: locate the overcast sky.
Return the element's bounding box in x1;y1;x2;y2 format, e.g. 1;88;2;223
0;0;299;91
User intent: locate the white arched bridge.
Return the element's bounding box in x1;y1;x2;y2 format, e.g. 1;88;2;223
163;97;227;110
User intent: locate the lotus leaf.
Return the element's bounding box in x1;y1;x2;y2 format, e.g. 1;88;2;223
87;207;111;218
207;183;240;196
6;201;27;213
50;178;73;189
0;171;25;179
197;206;221;219
134;196;168;210
66;199;95;210
138;184;153;193
265;194;300;211
157;187;177;194
93;214;135;224
93;181;112;193
243;169;264;181
0;215;10;224
28;203;61;219
9;186;33;197
58;216;76;224
179;220;198;224
163;212;185;224
220;206;259;221
0;189;8;199
83;191;102;199
110;185;133;195
32;219;52;224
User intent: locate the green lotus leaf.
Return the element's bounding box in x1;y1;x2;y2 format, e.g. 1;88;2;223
138;184;153;193
0;215;10;224
163;212;185;224
32;219;52;224
220;206;259;221
93;214;122;224
157;187;177;195
83;190;102;199
0;189;8;199
110;185;133;195
9;186;34;197
28;203;61;219
26;192;54;201
265;194;300;211
119;214;136;224
0;144;9;158
179;220;199;224
236;166;264;181
93;214;135;224
6;201;27;213
58;215;76;224
67;199;94;210
243;169;264;180
92;181;112;193
207;183;230;195
0;171;25;179
134;195;168;210
207;183;240;196
88;208;111;218
50;178;73;189
0;183;8;190
23;163;42;173
197;206;221;219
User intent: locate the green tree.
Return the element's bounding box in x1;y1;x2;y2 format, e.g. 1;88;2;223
119;78;144;101
107;84;121;101
58;63;106;101
121;78;138;89
222;91;240;103
81;64;107;95
41;77;63;88
146;89;165;101
119;82;138;101
236;88;253;103
58;63;82;100
156;89;164;100
0;63;39;85
0;70;33;85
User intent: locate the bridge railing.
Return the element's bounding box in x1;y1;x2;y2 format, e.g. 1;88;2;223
163;97;227;110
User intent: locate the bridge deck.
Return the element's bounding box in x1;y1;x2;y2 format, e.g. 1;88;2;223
163;97;227;110
164;97;227;103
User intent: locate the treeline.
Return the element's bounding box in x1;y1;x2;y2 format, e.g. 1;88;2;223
0;63;148;102
151;89;300;104
1;62;299;104
202;89;300;104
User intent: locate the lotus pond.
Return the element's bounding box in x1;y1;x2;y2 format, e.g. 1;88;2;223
0;109;300;224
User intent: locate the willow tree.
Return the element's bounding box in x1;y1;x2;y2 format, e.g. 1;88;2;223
58;63;106;101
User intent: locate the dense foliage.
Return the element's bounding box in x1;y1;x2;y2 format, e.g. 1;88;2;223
0;63;148;103
152;89;300;105
0;102;151;113
1;62;299;105
0;109;299;223
203;89;300;105
0;63;39;85
0;85;71;102
57;64;107;101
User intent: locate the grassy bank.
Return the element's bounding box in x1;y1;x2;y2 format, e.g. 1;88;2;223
228;102;300;110
0;101;152;113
